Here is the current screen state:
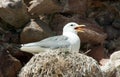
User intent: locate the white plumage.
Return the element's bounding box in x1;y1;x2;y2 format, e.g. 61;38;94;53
20;22;86;54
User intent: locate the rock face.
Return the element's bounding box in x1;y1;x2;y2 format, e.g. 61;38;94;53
28;0;63;15
20;19;53;43
63;0;87;17
18;49;103;77
0;46;22;77
0;0;30;28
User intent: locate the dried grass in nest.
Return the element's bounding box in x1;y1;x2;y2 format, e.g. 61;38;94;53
18;49;103;77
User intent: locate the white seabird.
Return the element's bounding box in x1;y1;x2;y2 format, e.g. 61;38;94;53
20;22;86;54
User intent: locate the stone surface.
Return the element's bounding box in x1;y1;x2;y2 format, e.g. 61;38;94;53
0;45;22;77
95;10;115;26
20;19;53;43
28;0;63;15
105;26;119;40
63;0;87;17
18;49;103;77
106;37;120;53
24;0;31;6
87;45;107;62
0;0;30;28
112;17;120;29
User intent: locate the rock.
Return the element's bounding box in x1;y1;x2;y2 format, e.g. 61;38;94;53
87;1;107;18
87;45;107;62
4;43;33;65
108;38;120;52
78;25;107;44
18;49;103;77
112;17;120;29
95;11;115;26
51;14;107;44
0;45;22;77
28;0;63;15
63;0;87;17
24;0;31;6
0;0;30;28
0;18;12;30
105;26;119;40
20;19;53;43
87;1;118;26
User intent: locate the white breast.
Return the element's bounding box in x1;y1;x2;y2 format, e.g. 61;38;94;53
63;32;80;52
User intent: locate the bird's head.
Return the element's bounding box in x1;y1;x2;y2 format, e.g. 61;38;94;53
63;22;86;34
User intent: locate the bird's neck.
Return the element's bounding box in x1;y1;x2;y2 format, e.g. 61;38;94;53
63;31;78;38
63;31;80;52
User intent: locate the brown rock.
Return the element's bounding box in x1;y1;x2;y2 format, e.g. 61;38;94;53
18;49;103;77
87;1;118;26
78;26;107;44
63;0;87;17
20;19;53;43
87;1;107;18
24;0;31;6
28;0;63;15
0;0;30;28
87;45;107;62
0;46;22;77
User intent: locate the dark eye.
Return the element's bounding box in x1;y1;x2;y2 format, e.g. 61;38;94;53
70;24;74;26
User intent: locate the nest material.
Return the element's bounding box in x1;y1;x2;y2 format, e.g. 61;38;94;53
18;49;103;77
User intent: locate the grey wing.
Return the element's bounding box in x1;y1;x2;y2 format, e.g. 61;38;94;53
22;35;71;49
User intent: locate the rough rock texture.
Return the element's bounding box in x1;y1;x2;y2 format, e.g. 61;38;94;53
28;0;63;15
105;26;119;40
18;49;103;77
77;26;107;44
0;0;30;28
106;37;120;52
87;45;107;62
112;17;120;29
63;0;87;17
0;45;22;77
20;19;53;43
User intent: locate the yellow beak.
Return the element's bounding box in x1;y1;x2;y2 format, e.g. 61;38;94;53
75;25;86;32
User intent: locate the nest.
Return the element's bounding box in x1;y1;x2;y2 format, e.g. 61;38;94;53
18;49;103;77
